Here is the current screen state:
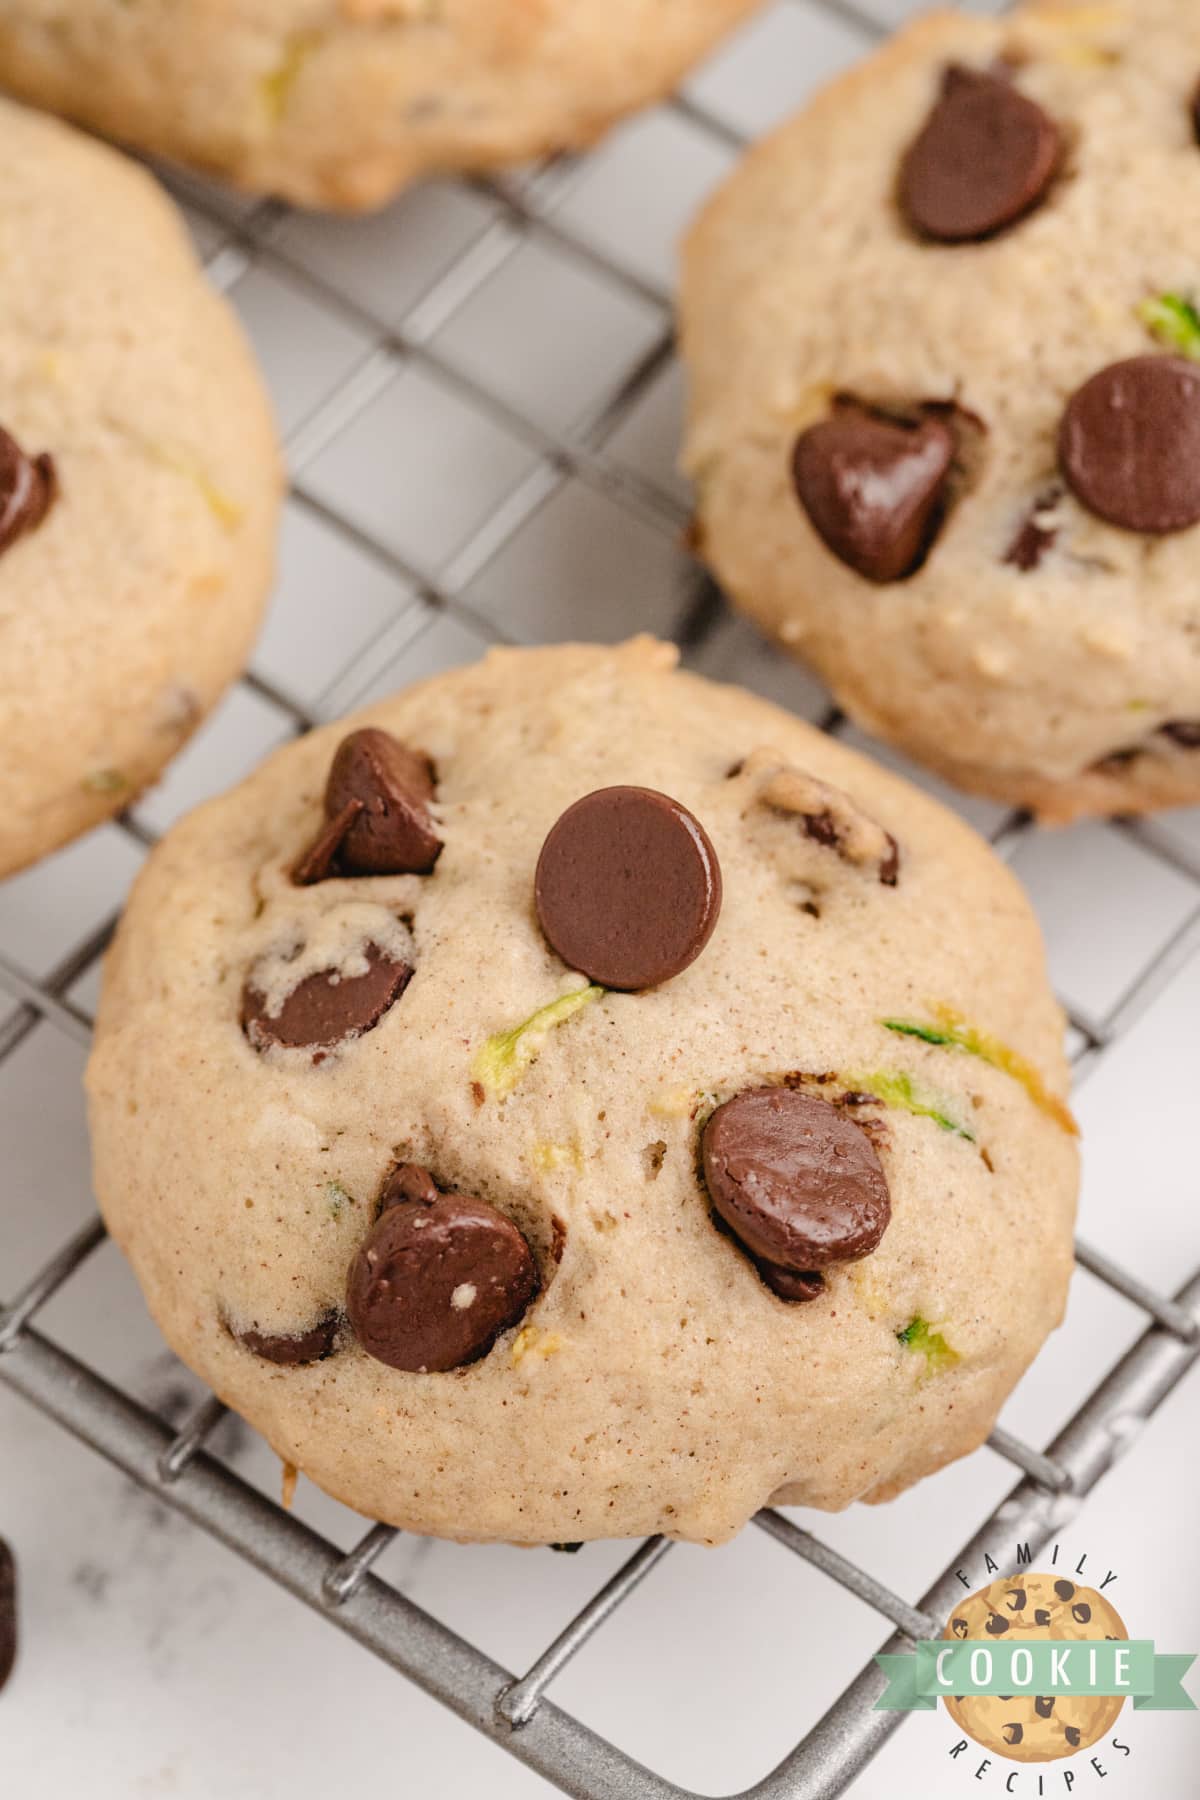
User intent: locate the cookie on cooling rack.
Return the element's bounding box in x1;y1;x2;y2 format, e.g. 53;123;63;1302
0;0;760;211
680;0;1200;823
86;638;1079;1544
0;99;279;880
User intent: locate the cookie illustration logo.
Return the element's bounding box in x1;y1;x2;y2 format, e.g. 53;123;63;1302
875;1547;1196;1788
941;1575;1128;1764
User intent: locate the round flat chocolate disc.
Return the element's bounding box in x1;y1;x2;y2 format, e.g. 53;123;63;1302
325;727;442;875
1059;356;1200;534
535;785;722;991
900;65;1061;243
347;1190;538;1372
241;945;412;1052
792;405;955;583
702;1087;891;1269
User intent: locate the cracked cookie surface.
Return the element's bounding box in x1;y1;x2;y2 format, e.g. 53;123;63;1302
680;0;1200;822
87;638;1078;1543
0;98;279;877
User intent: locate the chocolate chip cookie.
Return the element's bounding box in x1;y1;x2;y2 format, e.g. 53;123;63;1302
0;0;760;211
87;639;1078;1543
944;1575;1128;1763
0;98;279;878
680;0;1200;822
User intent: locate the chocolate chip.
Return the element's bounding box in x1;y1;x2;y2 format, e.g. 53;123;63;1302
1164;720;1200;748
379;1162;440;1210
535;786;722;991
1006;485;1063;570
1059;356;1200;533
899;65;1061;243
292;798;364;886
1065;1727;1082;1748
951;1617;969;1639
1002;1723;1024;1747
322;728;442;876
1072;1602;1092;1625
242;944;412;1053
1006;1588;1027;1612
346;1188;538;1372
755;1262;825;1303
1054;1580;1076;1601
0;1538;15;1694
878;834;900;888
792;404;955;583
702;1088;891;1271
1192;77;1200;146
1034;1608;1052;1626
232;1313;339;1364
0;429;56;556
985;1613;1011;1636
1034;1696;1055;1718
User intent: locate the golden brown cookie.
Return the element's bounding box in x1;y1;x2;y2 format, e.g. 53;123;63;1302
87;639;1079;1543
680;0;1200;822
0;0;760;209
0;99;279;878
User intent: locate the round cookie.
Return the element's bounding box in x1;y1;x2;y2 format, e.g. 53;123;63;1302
944;1575;1128;1762
86;638;1079;1544
0;0;761;211
0;99;279;879
680;0;1200;823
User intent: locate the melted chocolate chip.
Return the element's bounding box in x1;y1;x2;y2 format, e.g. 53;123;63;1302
0;1539;14;1694
702;1088;891;1271
1034;1696;1055;1718
755;1262;825;1303
346;1188;537;1372
1006;1588;1027;1612
379;1162;440;1210
325;728;442;876
1164;720;1200;748
535;786;722;991
1072;1602;1092;1625
899;65;1061;242
1065;1727;1082;1748
1002;1723;1024;1747
1034;1608;1052;1627
233;1313;339;1364
792;404;955;583
292;799;364;886
1059;356;1200;533
985;1613;1011;1636
951;1617;969;1639
1054;1580;1076;1602
242;944;412;1053
0;429;56;555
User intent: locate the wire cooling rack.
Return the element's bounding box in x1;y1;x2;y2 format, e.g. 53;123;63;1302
3;2;1200;1795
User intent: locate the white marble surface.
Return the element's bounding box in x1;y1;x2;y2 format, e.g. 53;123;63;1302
3;0;1200;1794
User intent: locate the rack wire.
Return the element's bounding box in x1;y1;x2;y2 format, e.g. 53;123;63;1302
3;2;1200;1795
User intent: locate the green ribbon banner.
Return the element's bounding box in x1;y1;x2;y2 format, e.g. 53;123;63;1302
875;1640;1196;1714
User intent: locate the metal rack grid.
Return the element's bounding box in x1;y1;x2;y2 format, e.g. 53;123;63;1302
3;1;1200;1795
